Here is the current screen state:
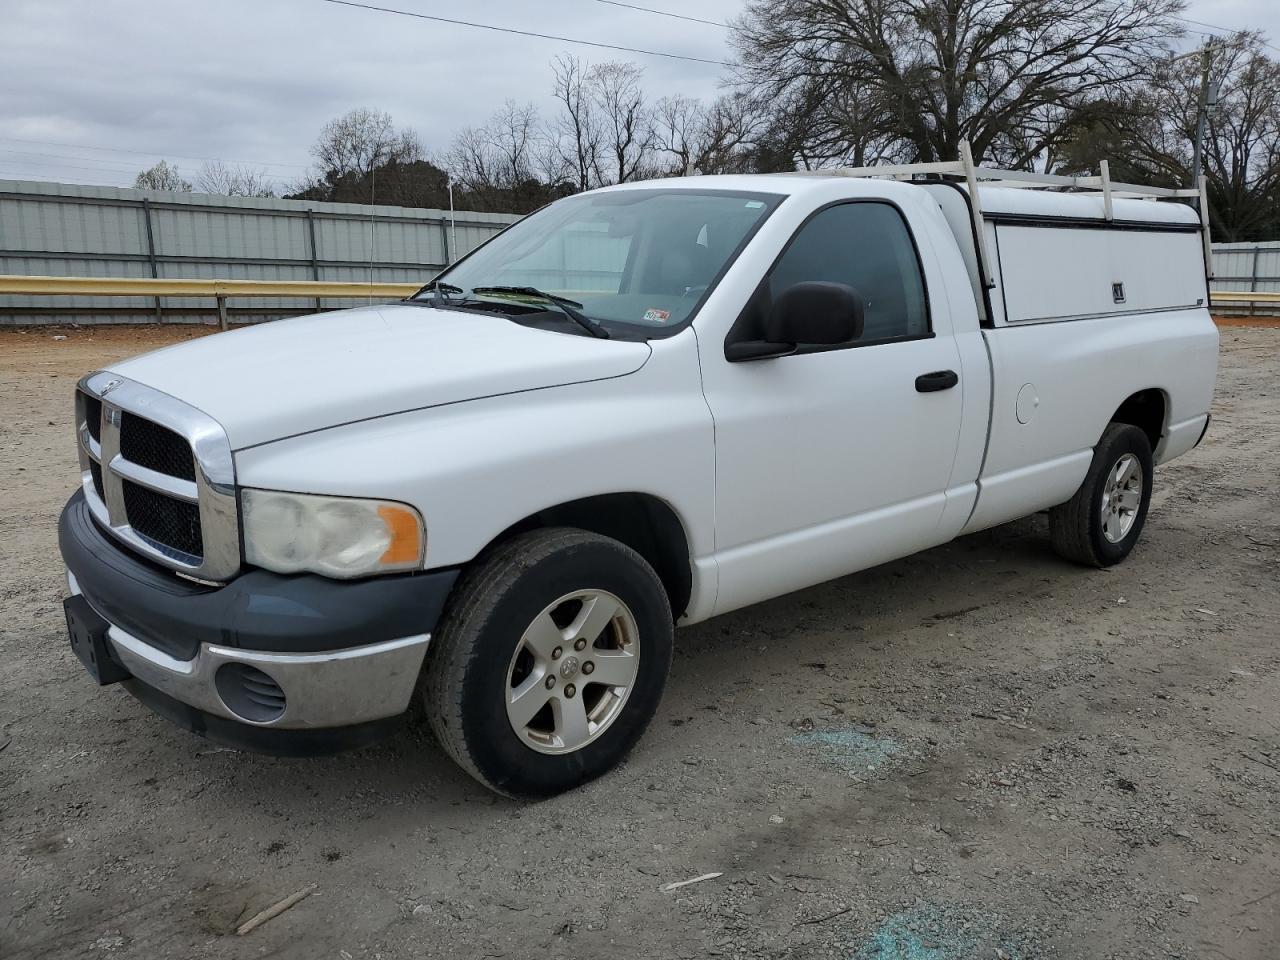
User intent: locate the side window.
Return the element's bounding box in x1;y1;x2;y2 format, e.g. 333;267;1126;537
768;202;929;343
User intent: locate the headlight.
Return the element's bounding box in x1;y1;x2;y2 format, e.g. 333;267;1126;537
241;489;424;578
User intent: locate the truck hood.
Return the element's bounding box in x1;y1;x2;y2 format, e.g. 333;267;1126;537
108;304;652;449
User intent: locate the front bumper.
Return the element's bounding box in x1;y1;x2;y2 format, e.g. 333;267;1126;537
67;569;430;729
59;490;459;748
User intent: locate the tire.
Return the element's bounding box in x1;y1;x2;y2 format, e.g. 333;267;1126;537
424;527;673;798
1050;422;1154;568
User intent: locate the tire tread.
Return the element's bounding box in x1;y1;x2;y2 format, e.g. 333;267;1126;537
425;527;668;796
1049;422;1152;568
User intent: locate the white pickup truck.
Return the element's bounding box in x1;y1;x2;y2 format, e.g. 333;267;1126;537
60;154;1218;797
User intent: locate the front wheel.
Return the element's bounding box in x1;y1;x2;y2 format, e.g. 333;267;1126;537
1050;422;1154;567
424;528;673;798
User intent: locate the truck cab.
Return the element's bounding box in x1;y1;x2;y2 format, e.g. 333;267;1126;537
59;155;1218;796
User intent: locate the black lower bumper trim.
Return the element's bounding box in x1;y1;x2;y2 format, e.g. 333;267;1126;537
123;678;402;757
59;489;459;660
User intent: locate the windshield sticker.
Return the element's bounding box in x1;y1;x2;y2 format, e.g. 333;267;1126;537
643;308;671;324
745;200;765;208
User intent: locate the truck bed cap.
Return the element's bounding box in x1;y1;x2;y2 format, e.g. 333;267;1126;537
958;184;1201;227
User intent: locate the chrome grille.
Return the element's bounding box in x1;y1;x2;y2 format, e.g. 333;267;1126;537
122;479;204;559
120;413;197;482
76;372;240;582
84;395;102;443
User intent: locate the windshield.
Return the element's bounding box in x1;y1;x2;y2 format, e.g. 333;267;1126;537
417;188;783;335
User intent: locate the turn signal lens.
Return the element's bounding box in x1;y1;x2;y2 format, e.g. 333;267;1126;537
377;504;424;565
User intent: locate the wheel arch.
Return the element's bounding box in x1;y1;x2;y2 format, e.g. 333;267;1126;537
477;493;694;620
1109;387;1168;451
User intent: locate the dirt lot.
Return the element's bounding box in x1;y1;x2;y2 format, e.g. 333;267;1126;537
2;324;1278;960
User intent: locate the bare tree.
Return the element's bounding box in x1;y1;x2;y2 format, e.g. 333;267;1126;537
445;101;567;212
731;0;1186;168
1197;38;1280;240
550;55;603;190
310;108;422;181
696;94;770;174
533;135;573;193
653;94;704;176
196;161;276;197
1061;32;1280;241
293;107;426;203
650;92;773;175
134;160;191;192
491;100;542;188
446;101;541;195
445;124;498;197
589;61;653;182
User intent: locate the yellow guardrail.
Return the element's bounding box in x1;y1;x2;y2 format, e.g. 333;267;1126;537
0;275;421;298
1208;290;1280;303
0;275;1277;326
1210;290;1280;318
0;275;424;329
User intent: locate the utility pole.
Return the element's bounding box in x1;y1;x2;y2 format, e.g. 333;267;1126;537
1188;40;1220;189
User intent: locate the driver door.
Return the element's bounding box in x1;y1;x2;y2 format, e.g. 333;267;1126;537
700;200;965;616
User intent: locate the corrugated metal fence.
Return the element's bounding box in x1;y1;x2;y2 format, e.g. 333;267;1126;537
3;178;1276;323
0;179;519;324
1210;241;1280;317
1211;241;1280;293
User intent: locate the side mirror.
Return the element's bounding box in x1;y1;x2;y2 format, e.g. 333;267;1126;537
726;282;865;362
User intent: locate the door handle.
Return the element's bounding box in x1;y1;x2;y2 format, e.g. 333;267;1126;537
915;370;959;393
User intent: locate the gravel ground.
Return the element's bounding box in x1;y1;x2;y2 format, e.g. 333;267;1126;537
2;323;1278;960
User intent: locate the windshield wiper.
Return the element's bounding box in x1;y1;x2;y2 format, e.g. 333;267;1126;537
414;279;465;302
471;286;610;339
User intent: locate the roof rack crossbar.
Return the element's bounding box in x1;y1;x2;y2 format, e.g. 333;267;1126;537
791;140;1211;297
796;148;1202;200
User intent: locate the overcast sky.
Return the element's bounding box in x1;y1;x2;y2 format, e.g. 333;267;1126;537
0;0;1276;191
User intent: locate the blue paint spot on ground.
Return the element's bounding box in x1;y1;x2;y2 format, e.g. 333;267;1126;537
791;728;901;772
850;906;1027;960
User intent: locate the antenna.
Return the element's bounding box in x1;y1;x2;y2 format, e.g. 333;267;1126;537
448;179;457;264
367;158;378;304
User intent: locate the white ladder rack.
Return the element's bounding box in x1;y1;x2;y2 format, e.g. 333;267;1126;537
791;141;1212;287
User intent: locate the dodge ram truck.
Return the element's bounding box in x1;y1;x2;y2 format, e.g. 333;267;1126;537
59;152;1219;797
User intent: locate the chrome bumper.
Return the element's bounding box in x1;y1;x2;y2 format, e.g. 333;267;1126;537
67;570;429;730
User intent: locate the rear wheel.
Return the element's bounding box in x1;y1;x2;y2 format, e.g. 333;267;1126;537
1050;422;1154;567
425;528;673;798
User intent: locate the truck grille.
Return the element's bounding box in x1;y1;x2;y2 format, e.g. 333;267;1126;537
120;413;197;482
76;373;239;581
84;395;102;443
122;479;204;557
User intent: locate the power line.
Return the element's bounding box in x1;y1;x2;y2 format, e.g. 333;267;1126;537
0;155;466;196
1175;15;1244;35
0;164;133;187
0;136;310;171
0;148;162;171
1171;15;1280;54
0;158;141;178
316;0;731;66
0;169;136;188
0;140;470;194
586;0;727;28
